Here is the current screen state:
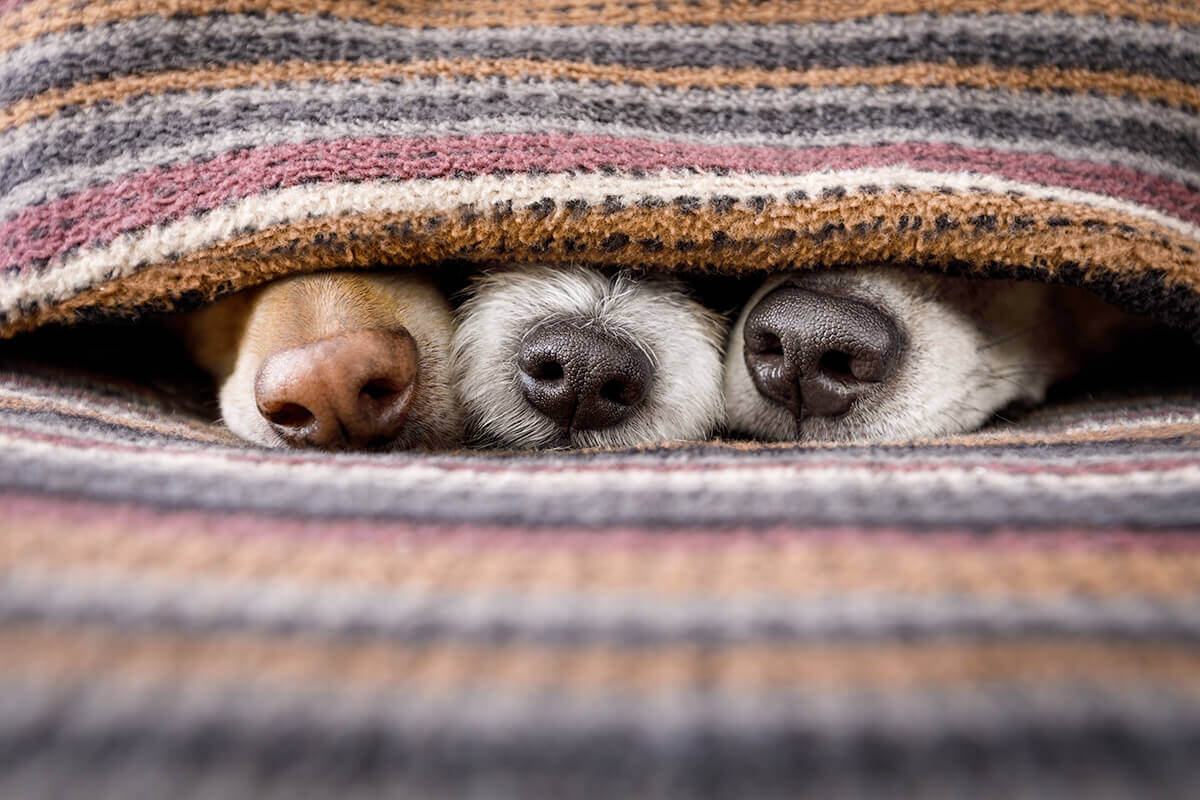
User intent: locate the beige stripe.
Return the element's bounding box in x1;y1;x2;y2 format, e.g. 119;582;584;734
4;0;1197;53
6;58;1199;132
3;624;1199;691
4;522;1199;598
3;188;1195;338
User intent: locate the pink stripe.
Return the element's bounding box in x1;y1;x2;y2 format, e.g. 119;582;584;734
3;491;1198;551
3;134;1197;271
0;0;32;14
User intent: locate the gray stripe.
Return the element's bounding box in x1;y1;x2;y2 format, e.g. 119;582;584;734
2;13;1199;106
3;570;1197;644
1;680;1196;799
3;680;1194;742
2;80;1197;220
9;76;1199;160
1;447;1197;530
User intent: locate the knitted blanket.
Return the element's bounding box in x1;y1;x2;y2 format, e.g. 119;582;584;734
3;1;1200;796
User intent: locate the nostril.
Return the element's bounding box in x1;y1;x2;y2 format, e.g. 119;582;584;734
523;358;564;382
742;284;905;420
255;327;418;449
818;350;855;381
601;378;642;407
748;330;784;357
264;402;314;429
360;378;400;402
518;319;654;433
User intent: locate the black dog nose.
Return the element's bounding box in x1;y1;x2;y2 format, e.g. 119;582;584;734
518;320;653;432
742;286;902;419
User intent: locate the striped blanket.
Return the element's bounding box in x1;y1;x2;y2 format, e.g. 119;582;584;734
2;1;1200;797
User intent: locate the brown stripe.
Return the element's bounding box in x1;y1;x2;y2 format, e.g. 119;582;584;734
3;189;1196;338
3;624;1199;691
5;519;1200;597
4;0;1197;54
6;58;1199;132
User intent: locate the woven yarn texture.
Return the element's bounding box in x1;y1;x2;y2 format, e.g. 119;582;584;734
1;1;1200;333
2;361;1200;797
2;1;1200;797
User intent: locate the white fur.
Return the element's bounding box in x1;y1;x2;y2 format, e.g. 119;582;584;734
453;265;726;449
724;267;1102;442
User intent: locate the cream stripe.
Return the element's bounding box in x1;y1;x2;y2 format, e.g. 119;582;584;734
2;167;1196;314
1;426;1198;498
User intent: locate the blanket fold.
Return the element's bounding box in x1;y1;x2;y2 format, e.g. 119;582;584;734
2;2;1200;796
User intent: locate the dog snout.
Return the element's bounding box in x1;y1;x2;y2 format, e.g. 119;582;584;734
254;328;419;449
742;286;902;419
517;320;653;432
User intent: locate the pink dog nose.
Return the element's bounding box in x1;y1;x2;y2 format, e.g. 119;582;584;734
254;329;418;449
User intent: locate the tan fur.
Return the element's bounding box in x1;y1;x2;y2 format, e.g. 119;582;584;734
176;270;463;449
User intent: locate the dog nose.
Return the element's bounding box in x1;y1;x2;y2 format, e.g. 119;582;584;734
254;328;418;449
518;320;653;432
742;286;902;419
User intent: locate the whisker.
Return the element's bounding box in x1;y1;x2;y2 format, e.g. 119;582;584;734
976;323;1049;352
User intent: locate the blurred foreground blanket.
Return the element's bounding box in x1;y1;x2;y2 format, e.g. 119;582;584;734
2;1;1200;797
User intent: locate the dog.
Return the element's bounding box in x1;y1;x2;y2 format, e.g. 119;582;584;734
176;270;463;450
724;266;1141;443
452;265;727;449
